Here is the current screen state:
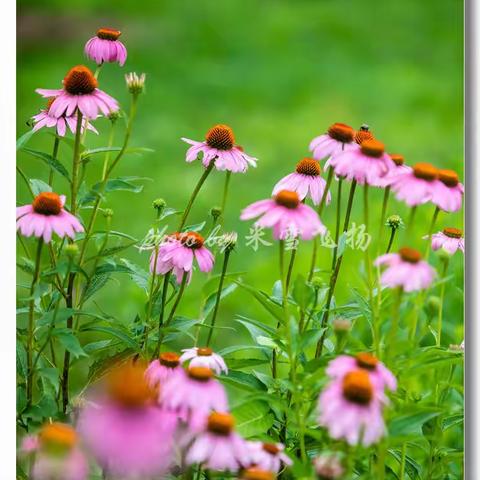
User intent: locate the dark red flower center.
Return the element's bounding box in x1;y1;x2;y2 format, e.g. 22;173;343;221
443;227;462;239
295;157;321;176
263;443;280;455
354;125;374;145
355;352;378;371
327;123;354;143
413;163;438;181
360;139;385;158
390;154;404;166
240;468;275;480
206;124;235;150
399;246;422;264
207;412;235;435
159;352;180;368
438;169;459;187
63;65;98;95
197;347;213;356
96;28;122;41
274;190;300;209
32;192;62;216
188;366;213;382
342;370;373;405
172;231;205;249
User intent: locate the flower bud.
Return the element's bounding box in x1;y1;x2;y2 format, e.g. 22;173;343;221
210;206;222;220
64;243;79;258
108;110;121;124
436;247;452;261
152;198;166;212
311;276;323;290
103;208;114;218
386;214;404;230
425;296;441;316
221;232;238;252
125;72;146;95
333;317;351;333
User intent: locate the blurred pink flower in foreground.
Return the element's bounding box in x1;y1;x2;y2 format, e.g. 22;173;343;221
182;124;257;173
313;453;345;479
272;158;331;206
427;228;464;255
16;192;84;243
309;122;355;161
85;28;127;66
375;247;436;292
246;441;292;473
180;347;228;374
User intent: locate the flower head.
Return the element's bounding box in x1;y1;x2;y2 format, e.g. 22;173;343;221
180;347;228;375
185;412;251;471
353;124;374;145
125;72;146;95
385;214;404;230
272;158;332;206
313;454;344;479
431;169;464;212
240;190;326;240
150;231;215;284
309;122;355;161
374;247;436;292
16;192;84;243
246;441;292;473
182;124;257;173
36;65;119;120
145;352;183;389
427;228;464;255
85;28;127;66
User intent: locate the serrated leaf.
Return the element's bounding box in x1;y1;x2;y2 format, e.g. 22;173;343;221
232;401;274;438
80;325;140;352
82;274;110;303
21;147;71;181
53;329;87;358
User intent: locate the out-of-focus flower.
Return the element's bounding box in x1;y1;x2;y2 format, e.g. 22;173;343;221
78;361;177;478
150;231;215;284
180;347;228;375
36;65;119;120
374;247;436;292
16;192;84;243
161;366;228;429
182;124;257;173
390;162;439;207
240;190;326;240
246;441;292;473
426;228;464;255
145;352;182;389
309;122;355;161
385;214;404;230
186;412;250;471
21;423;88;480
240;467;276;480
272;158;332;206
313;453;345;479
431;169;464;212
327;139;396;187
84;28;127;66
125;72;146;95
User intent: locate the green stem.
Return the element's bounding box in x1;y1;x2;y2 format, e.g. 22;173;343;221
17;165;35;198
406;206;417;236
48;136;60;186
331;178;343;270
26;239;43;407
399;442;407;479
154;273;171;358
220;171;231;222
101;122;116;180
437;258;449;346
378;186;391;247
425;206;440;259
386;228;397;253
285;247;297;294
206;249;231;346
386;288;403;362
70;111;84;215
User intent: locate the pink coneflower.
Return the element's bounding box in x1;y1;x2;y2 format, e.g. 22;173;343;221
390;162;439;206
377;154;412;188
427;228;464;255
186;412;250;471
272;158;332;206
21;423;88;480
327;139;396;186
353;125;374;145
78;361;177;478
36;65;119;120
309;123;355;161
150;231;215;284
180;347;228;374
326;353;397;392
161;366;228;429
247;441;292;473
182;124;257;173
374;247;436;292
313;454;344;479
85;28;127;66
32;98;98;137
318;369;388;446
240;190;326;240
431;169;464;212
16;192;84;243
145;352;183;389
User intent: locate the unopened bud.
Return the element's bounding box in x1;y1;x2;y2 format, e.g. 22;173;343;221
125;72;146;95
436;247;452;261
108;111;121;124
152;198;166;211
64;243;79;258
103;208;114;218
386;214;404;230
210;206;222;220
425;296;441;316
311;276;323;290
221;232;238;252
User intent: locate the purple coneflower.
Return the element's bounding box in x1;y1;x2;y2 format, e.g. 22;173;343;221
145;352;183;389
180;347;228;375
85;28;127;66
309;122;355;161
246;441;292;473
431;169;464;212
313;454;344;479
427;228;464;255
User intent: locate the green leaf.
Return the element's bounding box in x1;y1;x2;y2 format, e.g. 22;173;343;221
234;281;284;323
52;329;87;358
389;408;442;437
232;401;274;438
80;325;140;352
292;274;314;310
81;146;154;160
93;177;150;194
387;449;422;480
221;370;267;392
29;179;52;196
16;130;35;150
202;283;237;318
442;412;463;431
21;147;71;182
16;340;28;378
120;258;150;291
82;274;110;303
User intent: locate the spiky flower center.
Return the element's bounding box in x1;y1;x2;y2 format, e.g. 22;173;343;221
295;157;321;176
188;366;213;382
399;247;421;264
390;154;404;166
63;65;98;95
342;370;373;405
159;352;180;368
207;412;235;435
360;139;384;158
443;227;462;239
355;352;378;371
241;468;275;480
438;169;459;187
327;123;354;143
39;422;77;450
354;125;374;145
206;124;235;150
275;190;300;209
172;231;205;249
413;163;438;181
97;28;122;40
197;347;213;356
32;192;62;216
263;442;280;455
107;361;156;408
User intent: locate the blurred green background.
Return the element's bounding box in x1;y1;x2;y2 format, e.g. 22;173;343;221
17;0;464;366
